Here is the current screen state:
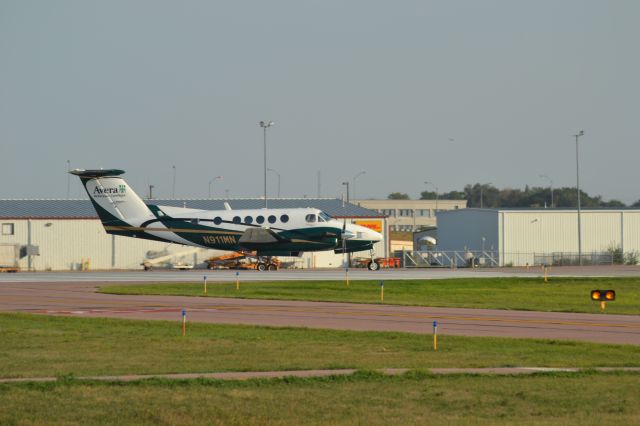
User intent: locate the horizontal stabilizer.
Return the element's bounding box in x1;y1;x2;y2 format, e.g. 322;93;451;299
69;169;125;178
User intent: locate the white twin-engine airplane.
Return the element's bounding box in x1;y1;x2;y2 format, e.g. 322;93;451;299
71;169;384;269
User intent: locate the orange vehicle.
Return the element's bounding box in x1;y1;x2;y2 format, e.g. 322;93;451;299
353;257;401;270
206;252;280;271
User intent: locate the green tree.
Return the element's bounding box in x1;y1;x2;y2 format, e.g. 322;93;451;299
419;191;438;200
388;192;410;200
601;199;626;208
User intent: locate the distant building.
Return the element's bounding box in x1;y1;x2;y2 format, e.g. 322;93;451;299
0;198;387;271
354;199;467;232
437;208;640;266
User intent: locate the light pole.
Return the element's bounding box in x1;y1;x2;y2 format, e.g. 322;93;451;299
424;181;439;212
352;171;366;201
259;120;274;208
342;181;350;203
172;165;176;198
66;160;71;199
539;174;554;208
342;181;351;267
575;130;585;265
480;182;492;209
208;176;223;198
267;168;281;198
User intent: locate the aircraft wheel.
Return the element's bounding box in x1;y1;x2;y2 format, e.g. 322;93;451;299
267;264;277;271
257;263;267;271
367;261;380;271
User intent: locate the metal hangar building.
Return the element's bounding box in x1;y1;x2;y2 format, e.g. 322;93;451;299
436;208;640;266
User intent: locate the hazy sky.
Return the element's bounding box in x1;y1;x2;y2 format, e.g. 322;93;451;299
1;1;639;203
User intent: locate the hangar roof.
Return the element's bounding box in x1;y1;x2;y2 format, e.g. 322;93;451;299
438;207;640;214
0;198;385;219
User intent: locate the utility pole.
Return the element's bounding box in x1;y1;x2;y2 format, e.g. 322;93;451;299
259;120;274;208
575;130;585;265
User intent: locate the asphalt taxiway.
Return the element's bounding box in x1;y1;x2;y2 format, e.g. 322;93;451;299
1;268;639;345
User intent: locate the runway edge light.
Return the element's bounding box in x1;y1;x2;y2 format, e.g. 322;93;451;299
591;289;615;312
591;290;615;301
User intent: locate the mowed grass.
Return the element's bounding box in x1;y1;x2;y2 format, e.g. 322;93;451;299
101;276;640;314
2;313;640;379
1;372;640;425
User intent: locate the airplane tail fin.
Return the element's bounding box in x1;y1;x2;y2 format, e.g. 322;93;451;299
70;169;155;232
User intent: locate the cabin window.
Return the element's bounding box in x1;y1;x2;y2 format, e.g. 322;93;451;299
244;216;253;224
256;216;265;224
280;214;289;223
268;215;277;224
190;219;199;224
319;211;332;222
2;223;14;235
232;216;241;224
305;214;317;223
213;217;222;225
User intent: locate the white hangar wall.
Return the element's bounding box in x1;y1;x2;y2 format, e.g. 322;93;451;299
0;218;387;271
1;219;212;271
437;209;640;266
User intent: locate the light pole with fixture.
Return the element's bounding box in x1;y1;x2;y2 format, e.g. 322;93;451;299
575;130;585;265
342;181;351;267
66;160;71;199
259;121;274;208
480;182;492;209
539;174;554;208
267;168;281;198
342;181;350;203
172;165;176;198
352;171;366;201
424;181;439;212
208;176;223;198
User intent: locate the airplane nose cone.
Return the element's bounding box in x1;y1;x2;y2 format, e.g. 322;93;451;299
347;224;383;243
370;229;383;242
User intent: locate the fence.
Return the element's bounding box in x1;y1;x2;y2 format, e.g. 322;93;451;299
398;250;623;268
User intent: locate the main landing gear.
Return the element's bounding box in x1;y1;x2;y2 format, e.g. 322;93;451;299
367;249;380;271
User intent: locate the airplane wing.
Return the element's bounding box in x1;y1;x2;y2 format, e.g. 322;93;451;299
238;227;289;245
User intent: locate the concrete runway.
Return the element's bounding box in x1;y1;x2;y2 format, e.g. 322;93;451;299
0;267;539;283
1;268;640;345
1;264;639;283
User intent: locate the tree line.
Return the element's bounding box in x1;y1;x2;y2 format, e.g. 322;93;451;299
388;184;640;208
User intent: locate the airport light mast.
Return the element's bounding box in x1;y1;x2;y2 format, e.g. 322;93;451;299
208;176;223;198
539;174;554;208
352;171;366;201
575;130;585;265
424;181;439;212
259;121;274;208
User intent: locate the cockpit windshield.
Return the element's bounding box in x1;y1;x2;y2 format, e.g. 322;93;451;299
318;211;332;222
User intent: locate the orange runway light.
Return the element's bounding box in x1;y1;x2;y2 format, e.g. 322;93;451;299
591;290;615;301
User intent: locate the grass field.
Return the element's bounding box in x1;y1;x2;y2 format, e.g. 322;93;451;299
2;313;640;379
1;371;639;425
101;276;640;314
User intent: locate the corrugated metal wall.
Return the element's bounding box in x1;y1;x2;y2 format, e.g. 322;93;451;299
436;209;499;252
437;209;640;266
